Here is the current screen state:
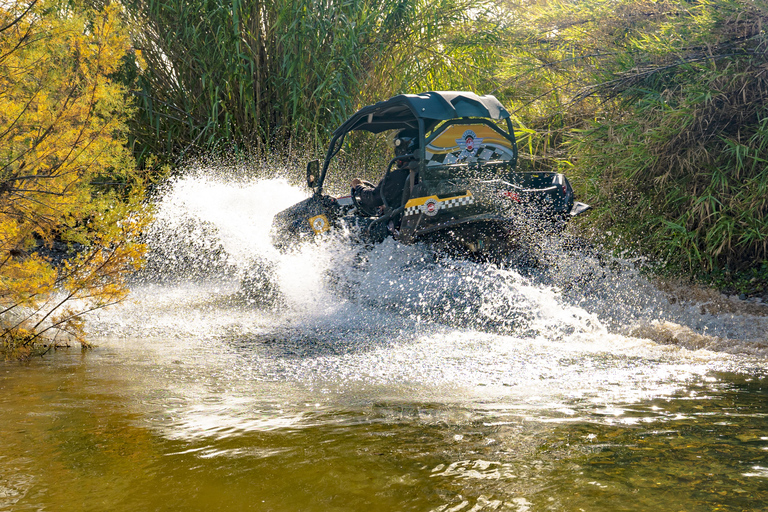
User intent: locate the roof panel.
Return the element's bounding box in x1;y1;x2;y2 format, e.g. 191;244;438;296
332;91;510;136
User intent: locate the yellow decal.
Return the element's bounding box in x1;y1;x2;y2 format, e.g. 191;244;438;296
404;192;474;218
309;214;330;234
424;123;516;165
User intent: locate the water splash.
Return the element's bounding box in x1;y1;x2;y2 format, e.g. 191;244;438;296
77;169;768;450
93;169;768;356
118;174;602;342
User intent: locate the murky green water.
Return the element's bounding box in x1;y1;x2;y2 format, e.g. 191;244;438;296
2;344;767;512
3;175;767;511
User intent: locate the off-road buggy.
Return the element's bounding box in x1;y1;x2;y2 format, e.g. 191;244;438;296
271;91;590;260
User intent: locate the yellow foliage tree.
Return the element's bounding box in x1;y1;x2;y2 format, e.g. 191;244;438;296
0;0;149;357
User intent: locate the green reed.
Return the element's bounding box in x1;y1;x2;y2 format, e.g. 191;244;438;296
505;0;768;281
121;0;504;165
118;0;767;284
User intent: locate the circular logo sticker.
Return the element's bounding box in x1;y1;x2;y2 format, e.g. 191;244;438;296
312;216;326;231
423;198;439;217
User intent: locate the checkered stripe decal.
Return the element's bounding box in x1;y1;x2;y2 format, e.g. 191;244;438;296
404;204;422;217
404;194;475;217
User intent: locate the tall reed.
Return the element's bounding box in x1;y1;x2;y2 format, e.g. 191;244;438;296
559;0;768;275
122;0;504;164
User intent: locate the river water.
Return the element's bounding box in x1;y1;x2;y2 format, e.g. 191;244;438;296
2;172;768;511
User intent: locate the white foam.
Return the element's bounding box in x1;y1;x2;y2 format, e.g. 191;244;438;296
91;170;768;363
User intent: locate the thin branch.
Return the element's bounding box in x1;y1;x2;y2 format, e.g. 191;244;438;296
0;0;38;34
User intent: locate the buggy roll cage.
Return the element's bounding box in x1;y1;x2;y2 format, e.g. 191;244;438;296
311;91;517;196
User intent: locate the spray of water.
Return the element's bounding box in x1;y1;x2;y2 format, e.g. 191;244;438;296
78;166;768;442
92;167;768;354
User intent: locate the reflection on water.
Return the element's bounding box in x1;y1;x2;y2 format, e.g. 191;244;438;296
1;348;767;512
2;173;767;511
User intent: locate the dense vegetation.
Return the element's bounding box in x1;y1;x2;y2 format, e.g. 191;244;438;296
121;0;506;160
544;0;768;285
120;0;767;284
1;0;766;355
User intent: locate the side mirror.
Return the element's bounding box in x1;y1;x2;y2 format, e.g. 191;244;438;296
306;160;320;189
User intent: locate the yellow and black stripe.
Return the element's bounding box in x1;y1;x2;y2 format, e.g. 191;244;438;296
403;192;475;218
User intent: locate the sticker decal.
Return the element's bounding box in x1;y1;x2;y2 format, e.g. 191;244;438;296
424;198;439;217
309;214;330;234
403;192;475;218
455;129;483;162
424;123;516;167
